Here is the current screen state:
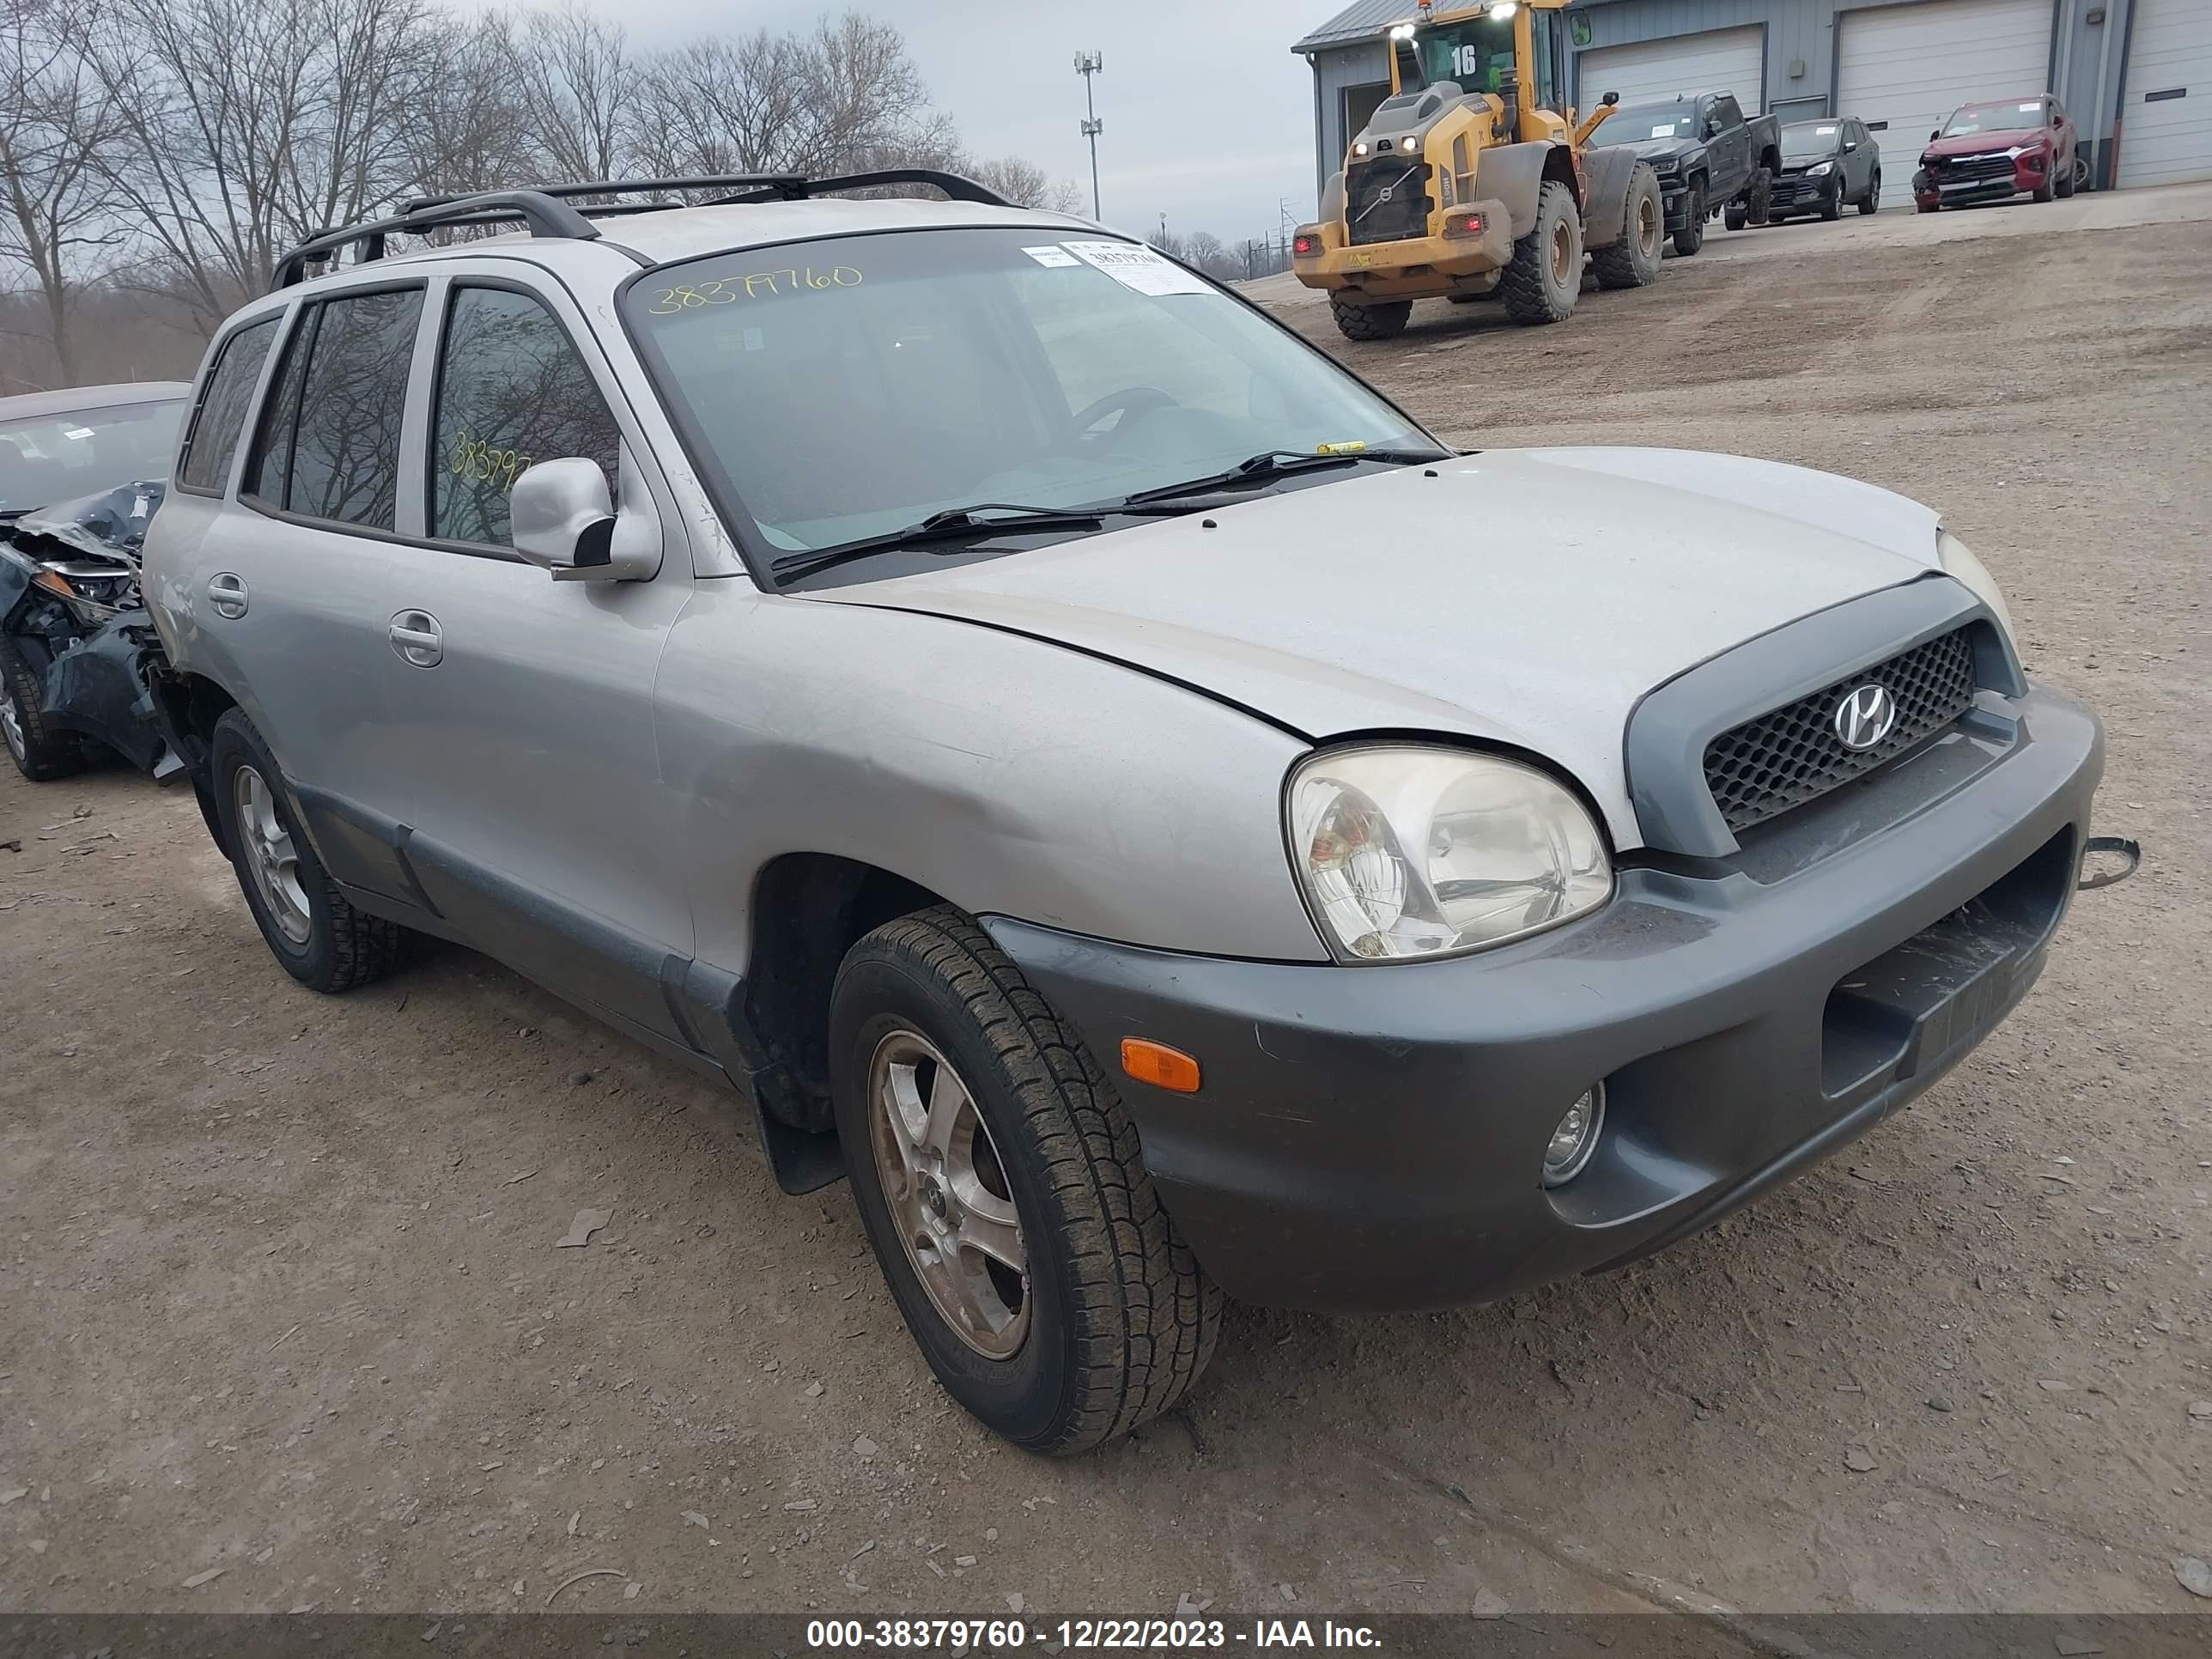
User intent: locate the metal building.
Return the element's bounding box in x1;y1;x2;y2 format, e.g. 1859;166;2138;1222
1293;1;2211;208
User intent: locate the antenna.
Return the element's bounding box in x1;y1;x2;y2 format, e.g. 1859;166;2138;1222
1074;51;1104;219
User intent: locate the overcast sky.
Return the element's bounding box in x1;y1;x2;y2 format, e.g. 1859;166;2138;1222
599;1;1331;244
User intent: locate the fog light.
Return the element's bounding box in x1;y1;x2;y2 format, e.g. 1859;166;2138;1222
1541;1085;1604;1187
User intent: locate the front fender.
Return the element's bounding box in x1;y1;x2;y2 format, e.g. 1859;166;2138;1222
1470;142;1556;237
1580;146;1645;246
657;585;1332;980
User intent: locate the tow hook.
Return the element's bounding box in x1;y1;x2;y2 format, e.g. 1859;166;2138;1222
2076;836;2141;891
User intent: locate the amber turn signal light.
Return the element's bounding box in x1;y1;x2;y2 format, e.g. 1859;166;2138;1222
1120;1037;1201;1093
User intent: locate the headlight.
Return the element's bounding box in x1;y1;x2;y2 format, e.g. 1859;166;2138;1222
1287;745;1612;963
1937;529;2015;641
1807;161;1834;176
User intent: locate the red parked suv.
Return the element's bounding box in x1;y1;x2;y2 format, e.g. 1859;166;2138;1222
1916;97;2080;211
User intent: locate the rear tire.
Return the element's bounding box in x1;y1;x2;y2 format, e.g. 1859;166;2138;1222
1590;163;1662;290
1859;172;1881;214
1328;294;1411;341
1673;181;1706;255
210;708;409;994
0;636;88;781
830;906;1221;1455
1499;179;1583;325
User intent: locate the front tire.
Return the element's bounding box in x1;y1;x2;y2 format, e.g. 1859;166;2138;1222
1820;178;1843;221
1673;181;1707;255
210;708;409;994
1499;179;1583;325
830;907;1221;1455
1328;294;1411;341
0;636;88;781
1589;163;1662;290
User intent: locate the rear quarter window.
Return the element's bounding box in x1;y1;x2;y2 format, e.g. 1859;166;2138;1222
177;317;279;495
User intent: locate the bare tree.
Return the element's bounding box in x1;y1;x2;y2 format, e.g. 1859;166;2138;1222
516;3;635;183
403;11;540;202
629;13;946;183
84;0;445;327
0;0;125;381
1180;230;1240;281
965;155;1081;214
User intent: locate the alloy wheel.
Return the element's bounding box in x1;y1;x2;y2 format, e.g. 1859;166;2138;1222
0;690;24;761
234;764;312;945
866;1028;1030;1358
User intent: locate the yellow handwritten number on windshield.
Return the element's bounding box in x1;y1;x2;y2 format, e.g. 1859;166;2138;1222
646;267;862;314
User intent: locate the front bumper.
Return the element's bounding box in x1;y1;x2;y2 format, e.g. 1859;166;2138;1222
1916;157;2045;206
986;684;2103;1314
1769;173;1839;214
1291;199;1516;295
1657;178;1694;231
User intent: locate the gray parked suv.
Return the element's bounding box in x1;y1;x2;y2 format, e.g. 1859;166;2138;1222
144;172;2112;1455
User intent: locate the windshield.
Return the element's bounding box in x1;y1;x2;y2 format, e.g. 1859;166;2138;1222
1408;18;1517;94
0;398;185;517
1588;104;1696;145
1943;100;2046;136
1783;122;1843;158
626;228;1429;562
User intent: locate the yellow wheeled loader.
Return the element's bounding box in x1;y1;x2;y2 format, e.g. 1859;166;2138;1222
1292;0;1662;339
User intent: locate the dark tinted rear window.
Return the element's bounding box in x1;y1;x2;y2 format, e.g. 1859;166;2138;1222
179;318;278;493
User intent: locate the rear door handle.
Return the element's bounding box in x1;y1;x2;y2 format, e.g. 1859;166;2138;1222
388;610;443;668
206;572;249;618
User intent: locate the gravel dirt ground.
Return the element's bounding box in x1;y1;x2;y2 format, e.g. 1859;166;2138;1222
3;191;2209;1624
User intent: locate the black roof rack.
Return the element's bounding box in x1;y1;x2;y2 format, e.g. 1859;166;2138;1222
270;169;1018;292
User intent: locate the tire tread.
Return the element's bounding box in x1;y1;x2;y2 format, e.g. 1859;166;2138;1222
857;907;1220;1454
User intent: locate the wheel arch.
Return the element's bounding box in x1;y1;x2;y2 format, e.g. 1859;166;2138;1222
738;851;953;1134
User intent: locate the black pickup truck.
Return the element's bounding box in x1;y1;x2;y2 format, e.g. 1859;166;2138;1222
1584;90;1784;255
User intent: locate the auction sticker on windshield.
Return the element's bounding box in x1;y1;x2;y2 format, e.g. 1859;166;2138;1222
1060;240;1212;297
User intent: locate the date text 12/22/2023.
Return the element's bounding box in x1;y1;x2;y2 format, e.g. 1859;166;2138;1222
804;1617;1385;1650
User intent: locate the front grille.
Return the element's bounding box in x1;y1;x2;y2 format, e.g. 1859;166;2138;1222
1934;152;2014;183
1345;159;1432;246
1704;629;1979;835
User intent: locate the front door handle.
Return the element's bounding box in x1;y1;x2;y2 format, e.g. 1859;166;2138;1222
388;611;443;668
206;572;249;618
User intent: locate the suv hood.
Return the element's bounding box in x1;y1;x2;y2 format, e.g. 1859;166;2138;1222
814;447;1942;847
1923;127;2044;159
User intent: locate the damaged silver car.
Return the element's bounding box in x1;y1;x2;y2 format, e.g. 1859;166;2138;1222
0;382;190;781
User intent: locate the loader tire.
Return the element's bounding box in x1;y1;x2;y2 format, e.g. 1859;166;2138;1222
1499;181;1582;325
1590;163;1662;289
1329;295;1411;341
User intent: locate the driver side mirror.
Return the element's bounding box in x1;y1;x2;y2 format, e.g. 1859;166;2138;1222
510;455;659;582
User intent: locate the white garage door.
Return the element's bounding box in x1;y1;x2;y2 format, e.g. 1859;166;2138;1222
1838;0;2055;209
1577;25;1765;114
2118;0;2212;187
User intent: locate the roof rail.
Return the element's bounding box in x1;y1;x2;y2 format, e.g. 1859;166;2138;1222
271;189;601;290
270;169;1020;292
707;168;1018;207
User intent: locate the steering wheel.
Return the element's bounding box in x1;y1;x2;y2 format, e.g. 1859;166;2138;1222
1070;386;1178;442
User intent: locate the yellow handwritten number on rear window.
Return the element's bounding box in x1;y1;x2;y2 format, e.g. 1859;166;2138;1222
646;267;863;314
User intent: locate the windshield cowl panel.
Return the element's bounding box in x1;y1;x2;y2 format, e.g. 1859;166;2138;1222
623;227;1432;586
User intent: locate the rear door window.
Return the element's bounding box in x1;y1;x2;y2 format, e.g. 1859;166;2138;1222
178;317;278;494
429;286;623;549
246;288;423;529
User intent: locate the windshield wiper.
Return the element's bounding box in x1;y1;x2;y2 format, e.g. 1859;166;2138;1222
1121;447;1449;507
769;502;1111;584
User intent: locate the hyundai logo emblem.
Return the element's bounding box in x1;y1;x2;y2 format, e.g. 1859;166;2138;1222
1832;683;1899;751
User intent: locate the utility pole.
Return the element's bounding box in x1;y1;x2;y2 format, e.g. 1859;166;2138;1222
1074;52;1104;219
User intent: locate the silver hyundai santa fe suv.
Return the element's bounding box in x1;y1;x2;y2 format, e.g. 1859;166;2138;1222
143;171;2113;1455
